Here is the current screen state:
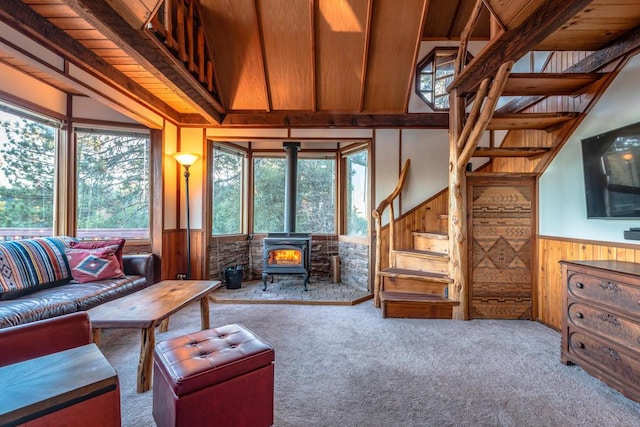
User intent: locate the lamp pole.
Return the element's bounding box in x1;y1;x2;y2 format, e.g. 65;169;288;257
183;164;192;279
173;152;200;280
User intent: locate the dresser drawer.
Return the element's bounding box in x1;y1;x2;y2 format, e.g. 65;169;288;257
567;330;640;387
567;271;640;315
567;299;640;353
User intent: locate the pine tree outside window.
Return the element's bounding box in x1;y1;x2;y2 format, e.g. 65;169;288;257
0;104;58;240
212;145;244;235
75;128;150;240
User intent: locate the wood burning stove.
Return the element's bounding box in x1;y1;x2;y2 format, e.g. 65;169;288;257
262;232;311;290
261;141;312;291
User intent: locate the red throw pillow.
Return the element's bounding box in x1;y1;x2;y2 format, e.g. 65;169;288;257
65;245;125;283
70;239;125;271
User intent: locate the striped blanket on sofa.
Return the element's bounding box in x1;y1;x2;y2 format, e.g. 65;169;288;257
0;237;75;299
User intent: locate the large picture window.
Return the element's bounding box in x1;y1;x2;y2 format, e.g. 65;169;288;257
0;104;58;240
253;155;336;234
75;128;150;239
212;145;243;234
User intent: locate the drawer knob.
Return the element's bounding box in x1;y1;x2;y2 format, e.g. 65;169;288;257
575;282;584;289
576;312;584;319
577;342;585;349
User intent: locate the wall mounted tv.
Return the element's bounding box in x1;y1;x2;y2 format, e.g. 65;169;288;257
581;121;640;219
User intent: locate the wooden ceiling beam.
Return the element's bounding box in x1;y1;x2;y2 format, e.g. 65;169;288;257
62;0;224;124
448;0;595;96
0;0;182;123
221;112;450;128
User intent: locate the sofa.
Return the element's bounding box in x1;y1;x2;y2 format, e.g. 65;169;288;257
0;311;121;426
0;236;154;329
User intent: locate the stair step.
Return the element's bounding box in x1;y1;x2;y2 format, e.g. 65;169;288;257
412;232;449;254
412;231;447;239
379;268;451;283
380;291;459;319
380;269;450;295
391;249;448;274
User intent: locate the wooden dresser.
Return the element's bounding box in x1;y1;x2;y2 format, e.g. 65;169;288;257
560;260;640;403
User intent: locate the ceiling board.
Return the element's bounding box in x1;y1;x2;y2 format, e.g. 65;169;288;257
363;0;427;112
257;0;313;111
447;2;491;39
200;0;268;111
25;3;78;18
47;17;94;29
315;0;369;112
422;0;490;40
536;2;640;50
484;0;545;30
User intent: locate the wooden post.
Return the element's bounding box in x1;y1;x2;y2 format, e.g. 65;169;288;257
448;88;467;320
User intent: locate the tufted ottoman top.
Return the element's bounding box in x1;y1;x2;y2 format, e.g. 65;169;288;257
154;324;274;396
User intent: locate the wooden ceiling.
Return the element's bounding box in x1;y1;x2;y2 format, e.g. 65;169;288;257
0;0;639;127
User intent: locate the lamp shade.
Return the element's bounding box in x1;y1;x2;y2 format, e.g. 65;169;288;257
173;152;200;167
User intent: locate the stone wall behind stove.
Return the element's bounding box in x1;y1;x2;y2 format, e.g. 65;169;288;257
338;241;369;291
208;236;369;291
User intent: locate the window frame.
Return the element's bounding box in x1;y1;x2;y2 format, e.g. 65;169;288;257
207;140;374;239
339;142;370;238
210;142;247;236
73;124;151;241
251;150;338;235
415;47;472;111
0;99;64;240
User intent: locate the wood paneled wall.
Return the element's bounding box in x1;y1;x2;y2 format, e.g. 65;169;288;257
162;229;205;281
537;236;640;330
378;190;449;270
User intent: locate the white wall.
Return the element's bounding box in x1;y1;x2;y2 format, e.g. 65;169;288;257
401;129;449;211
539;54;640;245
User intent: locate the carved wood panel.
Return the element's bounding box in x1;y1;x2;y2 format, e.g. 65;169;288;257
468;177;535;319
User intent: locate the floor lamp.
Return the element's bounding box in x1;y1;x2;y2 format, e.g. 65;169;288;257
173;152;199;279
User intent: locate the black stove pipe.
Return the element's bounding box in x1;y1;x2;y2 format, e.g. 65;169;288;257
283;142;300;233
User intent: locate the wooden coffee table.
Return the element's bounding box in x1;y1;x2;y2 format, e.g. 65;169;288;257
88;279;221;393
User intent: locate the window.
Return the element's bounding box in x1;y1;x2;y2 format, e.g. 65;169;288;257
416;47;471;110
296;158;335;234
345;149;368;236
212;145;243;234
253;155;336;234
253;157;285;233
75;128;150;240
0;104;59;240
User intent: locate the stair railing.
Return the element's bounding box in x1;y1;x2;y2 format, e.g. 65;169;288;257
371;159;410;308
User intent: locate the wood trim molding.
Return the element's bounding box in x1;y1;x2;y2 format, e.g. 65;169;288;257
538;235;640;251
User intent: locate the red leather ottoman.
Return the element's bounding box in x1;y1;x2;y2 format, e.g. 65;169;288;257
152;324;275;427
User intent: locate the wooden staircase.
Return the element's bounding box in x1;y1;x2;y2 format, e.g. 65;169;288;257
379;231;459;319
372;165;460;319
371;0;635;320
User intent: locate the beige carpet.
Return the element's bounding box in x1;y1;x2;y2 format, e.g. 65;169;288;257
98;300;640;427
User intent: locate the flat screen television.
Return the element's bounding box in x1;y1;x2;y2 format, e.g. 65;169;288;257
581;122;640;219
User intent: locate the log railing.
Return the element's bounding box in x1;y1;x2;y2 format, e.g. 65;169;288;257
371;159;410;308
148;0;217;96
